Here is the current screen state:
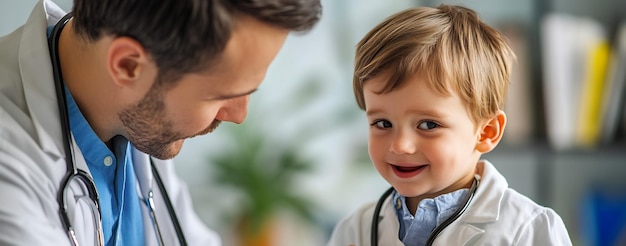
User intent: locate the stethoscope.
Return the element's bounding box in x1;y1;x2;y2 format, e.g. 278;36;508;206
370;174;481;246
48;13;187;246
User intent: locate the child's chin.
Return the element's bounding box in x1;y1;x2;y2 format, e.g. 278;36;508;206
393;186;428;198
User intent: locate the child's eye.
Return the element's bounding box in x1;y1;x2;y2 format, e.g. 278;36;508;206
371;119;392;129
417;120;440;130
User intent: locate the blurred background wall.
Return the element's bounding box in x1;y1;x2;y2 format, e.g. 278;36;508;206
2;0;626;245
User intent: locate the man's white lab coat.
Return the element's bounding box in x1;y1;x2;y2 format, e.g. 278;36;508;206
0;0;220;245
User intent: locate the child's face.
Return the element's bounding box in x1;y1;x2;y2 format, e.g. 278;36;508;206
363;73;482;200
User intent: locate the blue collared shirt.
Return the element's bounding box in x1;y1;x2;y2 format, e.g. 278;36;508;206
48;24;145;245
393;189;469;246
64;87;145;246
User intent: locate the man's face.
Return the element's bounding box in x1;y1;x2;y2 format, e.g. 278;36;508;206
119;15;289;159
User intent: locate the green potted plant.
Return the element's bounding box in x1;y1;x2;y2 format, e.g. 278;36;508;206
209;122;316;246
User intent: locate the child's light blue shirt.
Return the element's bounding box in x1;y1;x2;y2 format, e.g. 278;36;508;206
393;188;469;246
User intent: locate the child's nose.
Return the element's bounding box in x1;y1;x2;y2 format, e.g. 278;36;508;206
389;130;417;155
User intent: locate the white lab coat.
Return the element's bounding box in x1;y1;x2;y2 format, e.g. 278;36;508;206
327;160;573;246
0;0;220;245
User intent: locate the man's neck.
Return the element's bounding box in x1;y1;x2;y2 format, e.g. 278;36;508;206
58;20;120;144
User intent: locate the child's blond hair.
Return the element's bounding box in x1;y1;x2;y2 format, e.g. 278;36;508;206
353;5;516;123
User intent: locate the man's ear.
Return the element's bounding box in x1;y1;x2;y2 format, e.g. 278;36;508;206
106;37;154;88
475;110;507;153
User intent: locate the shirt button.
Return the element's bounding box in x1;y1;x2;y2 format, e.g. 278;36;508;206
103;156;113;166
396;198;402;210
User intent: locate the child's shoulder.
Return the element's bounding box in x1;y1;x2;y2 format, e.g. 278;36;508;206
327;192;404;246
481;160;560;221
501;187;558;221
483;188;571;244
470;161;571;244
333;199;379;232
327;200;379;245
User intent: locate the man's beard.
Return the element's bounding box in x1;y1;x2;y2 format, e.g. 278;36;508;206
118;84;222;160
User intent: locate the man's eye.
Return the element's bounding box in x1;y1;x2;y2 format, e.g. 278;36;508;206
371;119;392;129
417;121;439;130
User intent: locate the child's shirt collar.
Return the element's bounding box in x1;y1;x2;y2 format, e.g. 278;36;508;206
392;188;469;245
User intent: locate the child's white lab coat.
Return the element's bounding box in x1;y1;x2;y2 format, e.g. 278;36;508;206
327;160;572;246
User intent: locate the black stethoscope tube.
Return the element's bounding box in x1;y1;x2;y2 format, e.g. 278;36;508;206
370;187;394;245
151;159;188;245
49;13;187;246
49;13;104;246
371;175;480;246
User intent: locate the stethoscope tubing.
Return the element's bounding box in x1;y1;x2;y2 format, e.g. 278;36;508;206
49;12;105;246
151;159;188;246
370;187;394;245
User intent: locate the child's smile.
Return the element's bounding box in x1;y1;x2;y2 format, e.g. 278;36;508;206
390;163;428;179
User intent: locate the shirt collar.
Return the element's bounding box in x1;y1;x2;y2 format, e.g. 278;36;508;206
392;188;471;216
64;86;117;168
393;187;470;241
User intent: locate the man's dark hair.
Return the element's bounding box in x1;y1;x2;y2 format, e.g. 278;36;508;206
72;0;322;82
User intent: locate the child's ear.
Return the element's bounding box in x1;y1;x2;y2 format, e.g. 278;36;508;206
475;110;506;153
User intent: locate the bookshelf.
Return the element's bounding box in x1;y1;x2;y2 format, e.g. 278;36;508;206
418;0;626;245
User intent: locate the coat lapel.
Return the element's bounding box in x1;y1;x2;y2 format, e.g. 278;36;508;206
377;195;405;246
433;160;507;245
461;160;507;224
19;0;67;158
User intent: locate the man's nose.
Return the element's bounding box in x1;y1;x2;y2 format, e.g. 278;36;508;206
215;96;249;124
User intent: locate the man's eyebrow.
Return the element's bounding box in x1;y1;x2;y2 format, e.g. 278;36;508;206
211;88;258;100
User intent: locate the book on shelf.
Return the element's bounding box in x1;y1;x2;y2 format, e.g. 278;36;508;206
541;14;590;150
602;22;626;144
576;35;610;147
541;14;625;150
